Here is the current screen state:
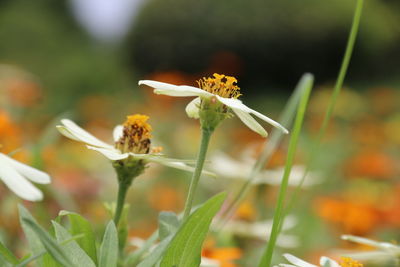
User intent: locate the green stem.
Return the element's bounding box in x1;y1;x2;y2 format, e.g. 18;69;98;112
114;180;130;226
258;76;313;267
280;0;364;234
182;129;213;220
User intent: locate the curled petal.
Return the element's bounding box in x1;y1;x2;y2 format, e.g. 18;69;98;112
185;97;201;119
58;119;113;148
232;108;268;137
283;254;318;267
139;80;212;98
113;125;123;142
0;155;43;201
216;96;288;134
1;154;50;184
86;146;129;161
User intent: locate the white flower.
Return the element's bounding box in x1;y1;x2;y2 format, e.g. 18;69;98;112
138;74;288;137
56;119;214;175
209;151;319;187
277;254;341;267
219;216;299;248
0;153;51;201
341;235;400;265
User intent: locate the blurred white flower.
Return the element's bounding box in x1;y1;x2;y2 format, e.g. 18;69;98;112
57;118;214;175
275;254;359;267
220;216;299;248
0;153;50;201
210;151;319;187
341;235;400;266
139;74;288;137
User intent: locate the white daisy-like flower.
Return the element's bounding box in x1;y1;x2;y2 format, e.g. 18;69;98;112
209;151;319;187
0;152;51;201
219;216;299;248
341;235;399;265
138;73;288;137
56;116;214;175
276;253;362;267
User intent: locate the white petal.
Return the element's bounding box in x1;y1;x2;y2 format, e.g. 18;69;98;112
249;109;289;134
320;257;340;267
144;155;216;177
0;155;43;201
86;146;129;161
1;154;50;184
113;125;123;142
216;96;288;134
185;97;201;119
139;80;213;98
283;254;318;267
232;108;268;137
341;235;399;251
58;119;113;148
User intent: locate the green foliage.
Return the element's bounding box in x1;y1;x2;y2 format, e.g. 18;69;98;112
58;211;98;264
52;222;96;267
98;221;119;267
160;192;227;267
0;241;19;265
18;205;73;266
158;212;180;241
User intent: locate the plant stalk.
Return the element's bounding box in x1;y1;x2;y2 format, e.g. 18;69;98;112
114;180;130;226
182;129;213;220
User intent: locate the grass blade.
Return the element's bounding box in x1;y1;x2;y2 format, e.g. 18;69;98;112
258;74;314;267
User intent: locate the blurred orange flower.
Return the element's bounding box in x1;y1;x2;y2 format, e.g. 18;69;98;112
148;185;184;212
344;150;397;179
315;197;382;235
202;239;242;267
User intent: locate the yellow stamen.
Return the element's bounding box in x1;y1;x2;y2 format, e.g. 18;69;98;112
116;114;152;154
197;73;241;99
340;257;363;267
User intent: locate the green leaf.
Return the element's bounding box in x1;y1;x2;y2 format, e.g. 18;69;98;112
160;192;227;267
0;254;12;267
52;221;96;267
125;231;158;266
58;210;97;264
98;221;118;267
137;235;173;267
158;212;180;241
19;209;73;267
16;234;85;267
18;205;44;259
0;241;19;264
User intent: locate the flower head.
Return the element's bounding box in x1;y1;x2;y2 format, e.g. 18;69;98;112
56;116;214;176
276;253;363;267
139;74;288;137
0;152;50;201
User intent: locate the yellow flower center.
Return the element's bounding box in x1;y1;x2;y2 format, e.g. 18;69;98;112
197;73;241;99
339;257;363;267
115;114;152;154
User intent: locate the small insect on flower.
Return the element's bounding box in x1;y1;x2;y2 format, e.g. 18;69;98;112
275;253;363;267
139;73;288;137
0;152;51;201
56;115;214;176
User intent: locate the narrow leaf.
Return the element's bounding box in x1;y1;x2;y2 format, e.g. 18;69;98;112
160;192;226;267
58;210;97;264
98;221;118;267
52;221;96;267
0;241;19;264
21;217;73;267
159;212;180;241
137;235;174;267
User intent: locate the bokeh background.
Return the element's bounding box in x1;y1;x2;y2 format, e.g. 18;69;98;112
0;0;400;266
